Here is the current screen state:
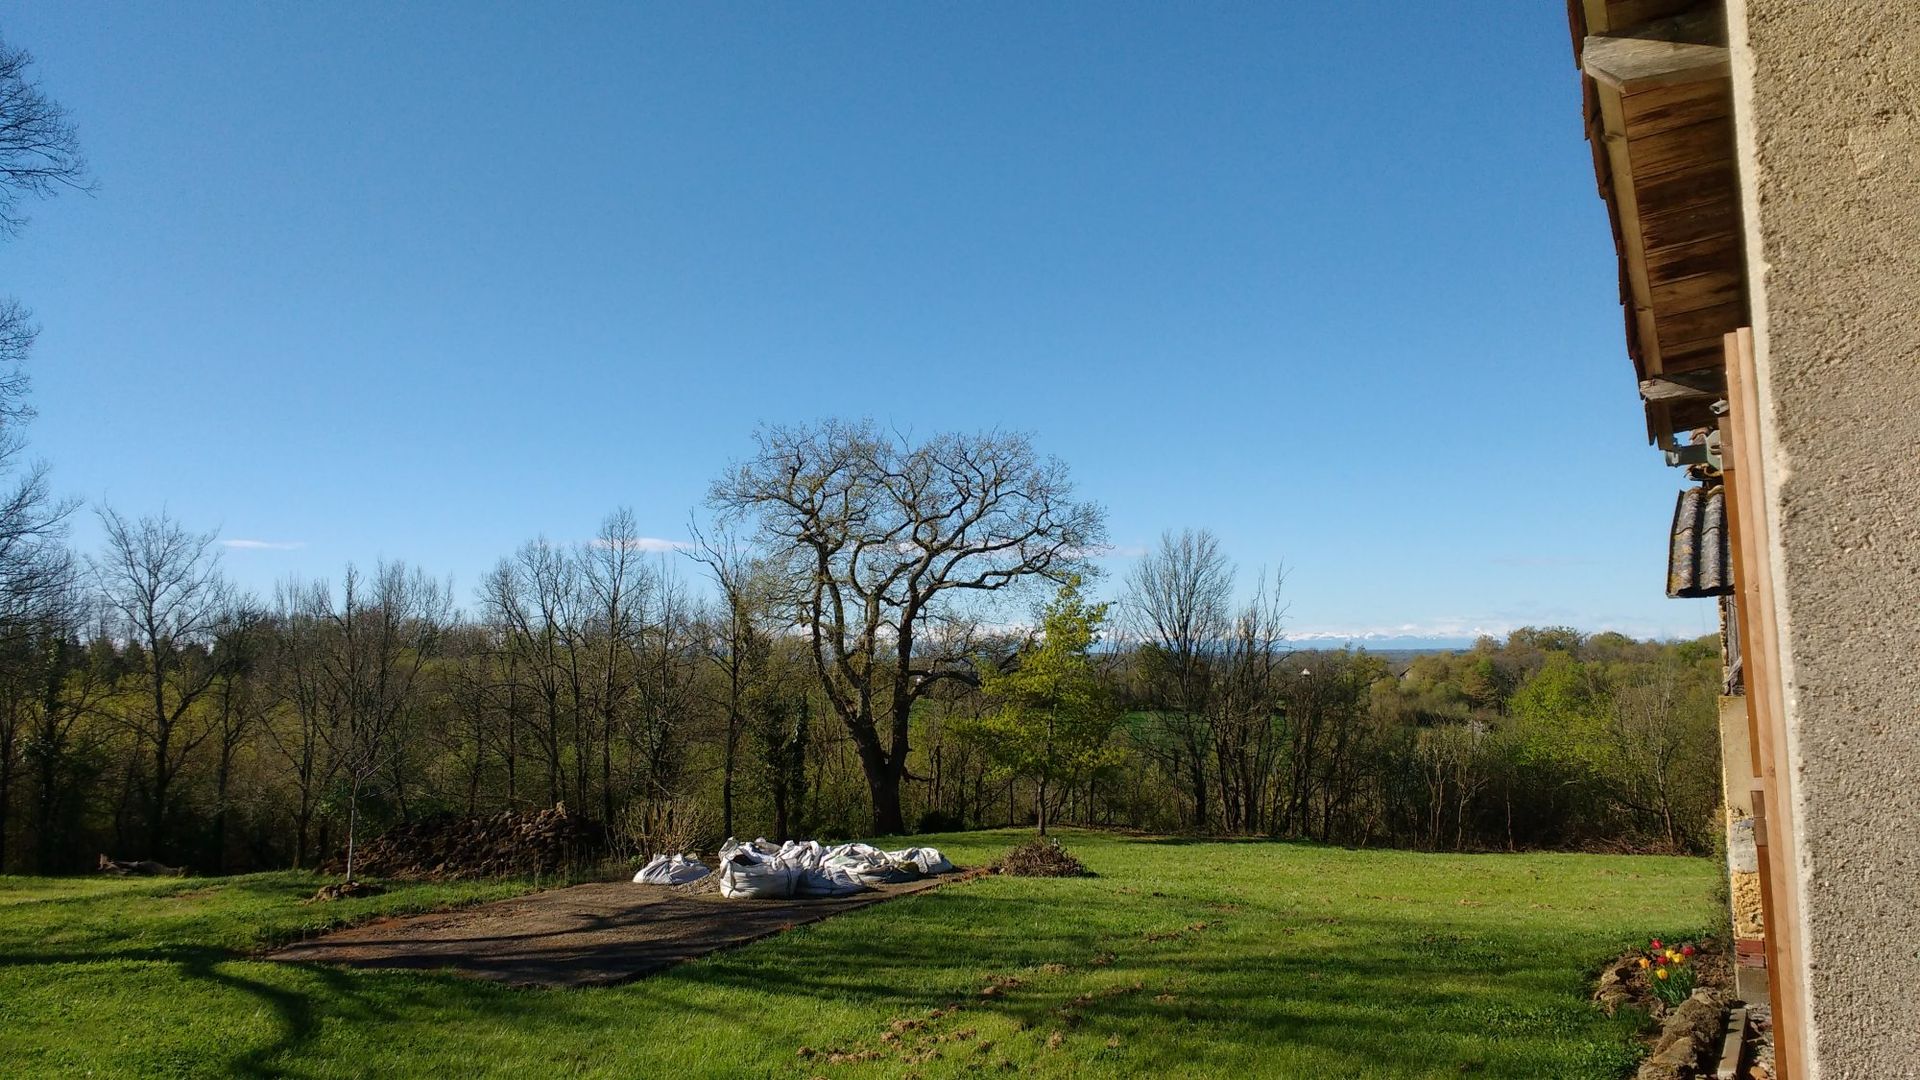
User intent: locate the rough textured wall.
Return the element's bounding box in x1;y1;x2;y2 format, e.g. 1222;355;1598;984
1730;2;1920;1074
1716;697;1765;931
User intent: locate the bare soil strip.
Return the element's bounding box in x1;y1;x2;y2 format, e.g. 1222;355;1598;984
267;875;953;988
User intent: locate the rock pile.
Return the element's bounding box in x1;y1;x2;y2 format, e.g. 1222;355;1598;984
333;804;601;880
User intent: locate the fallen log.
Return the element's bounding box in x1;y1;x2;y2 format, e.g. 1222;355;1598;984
97;854;186;877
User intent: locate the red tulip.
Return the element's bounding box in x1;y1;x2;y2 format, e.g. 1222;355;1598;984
1650;939;1663;949
1681;945;1696;957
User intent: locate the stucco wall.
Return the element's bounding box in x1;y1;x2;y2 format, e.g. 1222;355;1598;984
1729;2;1920;1074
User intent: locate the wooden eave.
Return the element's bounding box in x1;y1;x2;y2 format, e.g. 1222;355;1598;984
1572;0;1747;442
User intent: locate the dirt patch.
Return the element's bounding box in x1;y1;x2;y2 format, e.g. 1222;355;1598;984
995;838;1091;878
267;873;957;988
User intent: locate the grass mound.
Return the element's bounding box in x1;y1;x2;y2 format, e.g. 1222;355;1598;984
996;836;1092;877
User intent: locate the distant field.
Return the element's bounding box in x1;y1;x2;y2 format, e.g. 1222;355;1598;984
0;831;1718;1079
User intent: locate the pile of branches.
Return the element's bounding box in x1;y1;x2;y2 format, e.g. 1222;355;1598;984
331;804;603;881
995;837;1093;878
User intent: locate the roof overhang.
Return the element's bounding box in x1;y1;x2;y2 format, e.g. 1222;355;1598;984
1572;0;1747;443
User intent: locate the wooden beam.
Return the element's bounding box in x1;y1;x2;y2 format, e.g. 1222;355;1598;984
1600;0;1700;29
1640;192;1740;250
1584;34;1730;93
1592;83;1664;378
1644;233;1743;281
1723;327;1808;1080
1657;299;1746;351
1649;266;1743;316
1625;116;1736;180
1621;77;1732;137
1639;372;1722;401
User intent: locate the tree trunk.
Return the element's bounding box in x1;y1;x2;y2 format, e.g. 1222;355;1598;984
294;804;311;870
867;761;905;835
721;732;736;841
32;732;58;873
847;711;906;836
345;776;361;881
0;727;13;873
601;722;614;829
1188;752;1209;832
150;744;171;859
771;777;789;842
149;655;171;859
1037;772;1050;836
213;745;233;875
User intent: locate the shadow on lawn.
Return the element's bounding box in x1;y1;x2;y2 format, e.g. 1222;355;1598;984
1;866;1655;1078
0;944;358;1077
641;890;1647;1077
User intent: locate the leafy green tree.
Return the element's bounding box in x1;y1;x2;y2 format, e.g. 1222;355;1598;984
965;577;1120;835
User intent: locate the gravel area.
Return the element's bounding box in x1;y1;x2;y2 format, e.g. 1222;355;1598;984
267;874;955;988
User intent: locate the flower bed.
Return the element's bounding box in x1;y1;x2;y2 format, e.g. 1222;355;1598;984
1593;937;1736;1080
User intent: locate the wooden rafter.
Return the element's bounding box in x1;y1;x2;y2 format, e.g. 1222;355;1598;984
1576;0;1745;441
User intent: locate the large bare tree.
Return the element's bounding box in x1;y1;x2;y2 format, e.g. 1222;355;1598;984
299;563;452;881
91;509;235;858
710;421;1105;833
1123;528;1233;829
0;35;87;439
687;519;758;840
0;38;85;658
0;38;89;239
582;509;648;828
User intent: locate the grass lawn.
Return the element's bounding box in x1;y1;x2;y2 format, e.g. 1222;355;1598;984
0;830;1718;1079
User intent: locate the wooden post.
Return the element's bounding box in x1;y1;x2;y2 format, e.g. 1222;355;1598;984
1720;326;1805;1079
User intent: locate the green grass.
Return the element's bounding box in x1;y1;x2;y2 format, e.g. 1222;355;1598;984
0;830;1717;1079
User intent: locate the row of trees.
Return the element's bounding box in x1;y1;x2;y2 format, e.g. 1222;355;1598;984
0;488;1726;875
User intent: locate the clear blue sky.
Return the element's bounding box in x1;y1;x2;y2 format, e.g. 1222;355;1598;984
5;2;1714;644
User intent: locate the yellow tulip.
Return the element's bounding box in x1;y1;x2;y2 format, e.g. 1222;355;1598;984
1637;958;1650;968
1655;969;1670;980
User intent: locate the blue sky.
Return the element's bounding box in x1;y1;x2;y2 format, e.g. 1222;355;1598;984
4;2;1714;644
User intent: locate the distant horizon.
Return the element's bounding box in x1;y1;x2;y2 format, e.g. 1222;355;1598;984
183;520;1710;651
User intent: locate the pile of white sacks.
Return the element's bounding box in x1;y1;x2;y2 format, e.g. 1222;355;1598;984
631;838;953;899
630;852;709;886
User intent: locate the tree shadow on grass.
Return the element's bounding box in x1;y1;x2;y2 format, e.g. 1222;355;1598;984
639;896;1649;1079
3;946;308;1076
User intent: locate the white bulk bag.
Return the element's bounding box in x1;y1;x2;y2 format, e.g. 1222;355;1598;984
716;846;799;899
885;846;953;875
633;853;710;885
826;842;920;885
794;860;868;897
767;839;866;897
719;836;782;860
